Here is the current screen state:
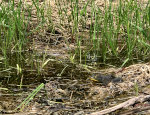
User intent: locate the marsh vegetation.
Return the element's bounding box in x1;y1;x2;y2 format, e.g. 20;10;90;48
0;0;150;114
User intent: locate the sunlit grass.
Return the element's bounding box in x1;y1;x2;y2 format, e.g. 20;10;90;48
0;0;150;69
55;0;150;66
0;0;47;87
0;0;45;67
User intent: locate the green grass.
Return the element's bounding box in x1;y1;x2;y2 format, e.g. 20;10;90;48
0;0;45;67
55;0;150;66
0;0;28;67
16;83;44;111
0;0;46;87
0;0;150;69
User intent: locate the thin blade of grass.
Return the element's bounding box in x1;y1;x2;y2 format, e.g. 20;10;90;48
16;83;44;111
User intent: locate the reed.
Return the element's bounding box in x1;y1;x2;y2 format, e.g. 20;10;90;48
0;0;149;68
55;0;150;66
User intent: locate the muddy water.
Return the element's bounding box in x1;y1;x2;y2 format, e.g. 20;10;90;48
0;52;103;114
1;51;149;114
0;52;148;115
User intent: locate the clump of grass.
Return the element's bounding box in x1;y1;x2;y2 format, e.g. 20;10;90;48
0;0;47;87
0;0;149;68
0;0;45;67
0;1;27;49
54;0;150;66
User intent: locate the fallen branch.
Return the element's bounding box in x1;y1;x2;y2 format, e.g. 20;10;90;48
88;95;150;115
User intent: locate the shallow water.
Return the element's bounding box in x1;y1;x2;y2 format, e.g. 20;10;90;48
0;51;150;114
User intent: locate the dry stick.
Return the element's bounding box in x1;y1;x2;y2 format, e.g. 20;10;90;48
88;95;150;115
120;106;150;115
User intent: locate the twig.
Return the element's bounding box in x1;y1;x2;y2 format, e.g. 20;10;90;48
88;95;150;115
120;106;150;115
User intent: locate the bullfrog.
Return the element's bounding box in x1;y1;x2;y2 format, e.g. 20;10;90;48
90;74;123;86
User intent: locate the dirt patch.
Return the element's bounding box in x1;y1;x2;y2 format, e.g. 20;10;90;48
90;63;150;101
